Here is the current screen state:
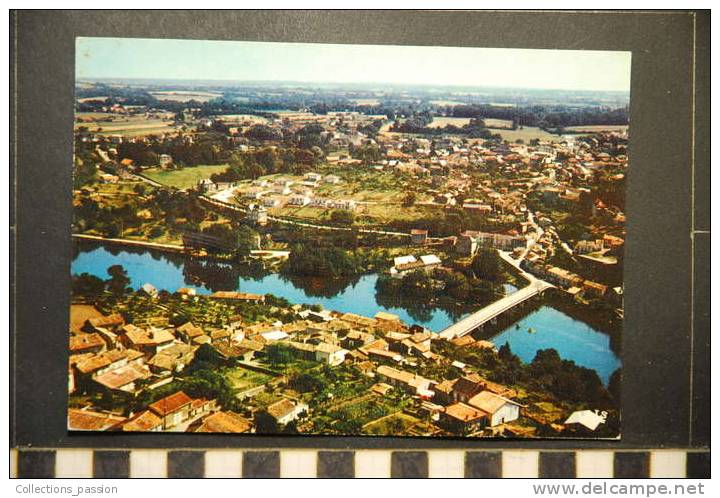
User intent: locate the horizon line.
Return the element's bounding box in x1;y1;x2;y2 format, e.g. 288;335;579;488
76;77;631;95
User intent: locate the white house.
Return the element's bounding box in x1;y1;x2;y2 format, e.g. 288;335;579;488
564;410;607;431
314;343;348;366
393;255;417;267
288;195;311;206
467;391;521;426
141;283;159;299
266;398;308;426
324;175;341;184
419;254;442;268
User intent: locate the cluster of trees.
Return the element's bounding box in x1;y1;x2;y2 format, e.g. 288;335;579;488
376;267;500;308
72;264;132;298
116;134;229;168
283;244;362;278
127;344;240;414
196;223;260;257
436;340;618;409
451;104;629;130
390;115;498;138
350;143;383;163
388;209;516;238
209;146;321;183
471;248;504;281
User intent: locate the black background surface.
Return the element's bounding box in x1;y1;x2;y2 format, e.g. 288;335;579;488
10;10;710;450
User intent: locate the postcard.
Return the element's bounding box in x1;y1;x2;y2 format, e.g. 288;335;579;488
69;38;628;438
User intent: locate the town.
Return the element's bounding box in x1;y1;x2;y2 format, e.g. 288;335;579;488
70;78;626;438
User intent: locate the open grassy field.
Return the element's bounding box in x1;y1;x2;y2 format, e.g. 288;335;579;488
143;164;230;189
495;126;564;143
224;367;273;391
362;411;421;435
351;98;380;106
427;116;472;129
75;113;191;137
565;124;629;133
429;100;464;106
212;114;269;124
484;118;514;129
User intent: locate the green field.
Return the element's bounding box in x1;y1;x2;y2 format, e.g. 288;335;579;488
565;125;629;133
224;367;273;391
484;118;514;129
362;411;420;435
427;116;472;129
496;126;564;143
143;164;230;189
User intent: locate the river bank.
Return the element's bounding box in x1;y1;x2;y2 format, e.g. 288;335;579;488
71;238;621;384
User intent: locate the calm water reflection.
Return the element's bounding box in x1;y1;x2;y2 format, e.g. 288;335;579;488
71;242;620;382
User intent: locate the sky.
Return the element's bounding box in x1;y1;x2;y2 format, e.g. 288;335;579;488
76;37;631;92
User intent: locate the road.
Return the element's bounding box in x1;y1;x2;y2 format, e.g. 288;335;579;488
72;233;185;252
199;195;412;238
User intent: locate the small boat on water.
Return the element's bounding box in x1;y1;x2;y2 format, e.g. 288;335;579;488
527;327;536;334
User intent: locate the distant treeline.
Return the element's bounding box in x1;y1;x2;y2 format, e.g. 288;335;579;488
451;104;629;129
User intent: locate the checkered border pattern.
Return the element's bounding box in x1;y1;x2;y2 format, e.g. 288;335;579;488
10;449;709;478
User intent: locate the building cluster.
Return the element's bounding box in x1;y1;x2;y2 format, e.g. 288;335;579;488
68;286;608;436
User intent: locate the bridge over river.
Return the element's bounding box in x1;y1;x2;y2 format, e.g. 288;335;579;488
438;251;554;340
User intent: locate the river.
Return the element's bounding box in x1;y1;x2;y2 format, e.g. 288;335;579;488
71;241;620;383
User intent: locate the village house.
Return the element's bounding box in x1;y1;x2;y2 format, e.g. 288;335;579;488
148;391;194;430
246;204;268;225
210;291;265;303
456;230;527;256
176;322;205;344
119;326;175;357
340;330;376;350
122;410;164;432
83;313;125;333
583;280;608;298
147;343;197;374
93;363;149;393
176;287;197;300
375;365;434;398
389;254;442;278
68;408;127;431
288;194;311;206
314;342;348;366
70;333;107;355
440;403;488;434
575;239;604;254
304;172;322;182
467;391;521;427
74;349;129;382
158;154;173;168
188;411;253;433
261;398;309;427
140;283;159;298
564;409;607;433
410;229;429;245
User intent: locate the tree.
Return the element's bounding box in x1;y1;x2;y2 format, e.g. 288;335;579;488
402;192;417;207
236;225;260;257
330;210;354;225
265;344;295;367
72;273;106;298
106;265;131;295
471;248;503;282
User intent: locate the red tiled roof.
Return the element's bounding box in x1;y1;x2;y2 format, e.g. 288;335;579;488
149;391;193;416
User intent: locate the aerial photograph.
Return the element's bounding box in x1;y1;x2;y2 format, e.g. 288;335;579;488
69;38;629;438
